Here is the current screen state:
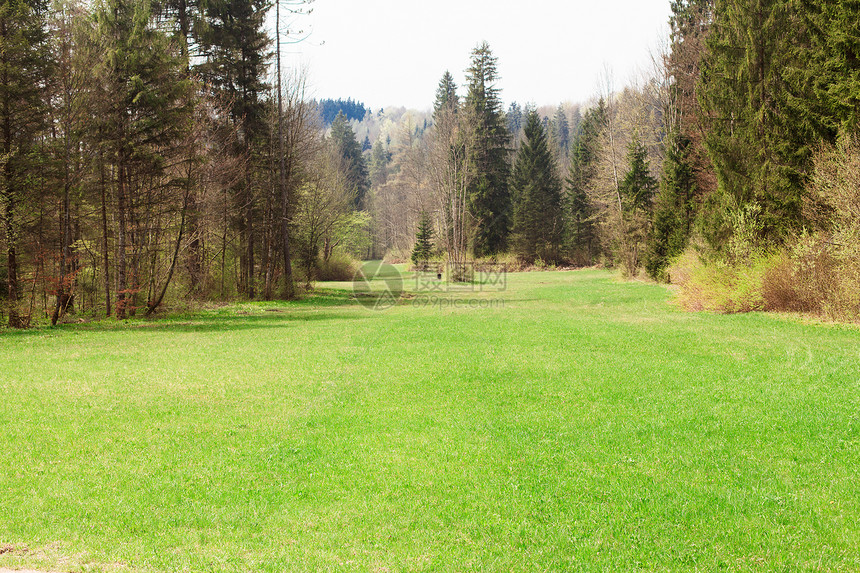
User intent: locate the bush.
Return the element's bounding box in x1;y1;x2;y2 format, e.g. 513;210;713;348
669;247;776;313
317;252;359;282
761;235;860;321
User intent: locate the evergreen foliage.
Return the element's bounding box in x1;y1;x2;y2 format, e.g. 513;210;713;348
316;98;368;125
510;108;563;263
464;42;511;257
0;0;51;326
330;111;370;210
433;71;458;120
563;100;605;264
620;136;657;214
551;105;570;158
506;102;523;138
646;132;696;280
698;0;817;244
410;210;434;268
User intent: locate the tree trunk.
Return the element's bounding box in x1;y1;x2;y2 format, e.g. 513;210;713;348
116;145;128;319
100;154;111;317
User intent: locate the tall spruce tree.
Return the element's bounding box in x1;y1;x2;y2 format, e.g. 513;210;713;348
617;136;657;275
510;108;563;263
198;0;270;297
551;104;570;159
433;70;458;119
0;0;50;327
646;132;696;280
564;100;605;264
411;210;434;269
330;110;370;210
698;0;815;245
90;0;193;318
464;42;510;257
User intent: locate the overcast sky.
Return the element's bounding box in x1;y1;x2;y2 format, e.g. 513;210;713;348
284;0;672;112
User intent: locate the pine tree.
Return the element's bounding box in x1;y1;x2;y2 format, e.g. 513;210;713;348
433;70;458;119
411;210;434;269
563;100;605;264
330;111;370;209
620;137;657;213
90;0;194;317
198;0;270;297
551;104;570;158
645;132;696;280
0;0;50;326
510;108;563;263
698;0;815;244
464;42;511;257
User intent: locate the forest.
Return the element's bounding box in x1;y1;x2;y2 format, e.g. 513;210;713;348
2;0;860;328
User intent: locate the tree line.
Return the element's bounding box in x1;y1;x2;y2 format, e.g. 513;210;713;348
0;0;379;327
369;1;860;322
4;0;859;327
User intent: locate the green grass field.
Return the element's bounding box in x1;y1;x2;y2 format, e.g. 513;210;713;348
2;269;860;571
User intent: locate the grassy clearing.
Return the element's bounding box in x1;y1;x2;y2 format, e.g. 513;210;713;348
1;269;859;571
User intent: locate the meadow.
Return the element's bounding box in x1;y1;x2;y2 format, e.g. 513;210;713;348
1;269;859;571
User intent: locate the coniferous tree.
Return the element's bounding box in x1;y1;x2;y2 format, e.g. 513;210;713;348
433;70;458;119
646;132;696;280
464;42;510;257
506;102;523;139
698;0;815;245
551;104;570;159
368;139;391;187
330;110;370;209
0;0;50;326
620;137;657;213
90;0;194;317
411;210;434;269
617;136;657;275
563;100;605;264
198;0;270;297
510;108;563;263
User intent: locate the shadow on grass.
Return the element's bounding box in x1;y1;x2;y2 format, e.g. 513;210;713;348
0;288;369;338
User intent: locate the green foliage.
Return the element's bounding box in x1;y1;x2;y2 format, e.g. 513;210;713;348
510;108;563;263
563;101;605;265
506;101;523;137
330;111;370;210
697;0;834;244
0;0;51;325
464;42;511;257
550;104;570;158
433;70;458;120
198;0;270;142
619;136;657;214
410;210;434;268
670;247;777;313
368;138;390;187
646;133;696;280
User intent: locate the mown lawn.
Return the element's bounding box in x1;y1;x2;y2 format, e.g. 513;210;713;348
1;269;859;572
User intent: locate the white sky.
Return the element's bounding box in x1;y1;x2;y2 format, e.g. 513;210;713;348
284;0;672;112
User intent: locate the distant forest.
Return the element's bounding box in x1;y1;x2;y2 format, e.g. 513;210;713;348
316;98;369;125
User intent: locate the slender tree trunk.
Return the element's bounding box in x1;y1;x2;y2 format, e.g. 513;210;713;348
1;15;21;328
116;145;128;319
276;0;295;299
245;173;255;298
146;185;190;315
100;154;111;317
